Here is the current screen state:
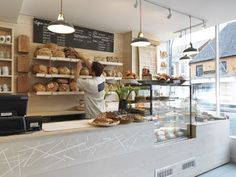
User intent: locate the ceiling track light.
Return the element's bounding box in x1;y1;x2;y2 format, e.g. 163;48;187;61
131;0;151;47
134;0;139;8
47;0;75;34
183;16;199;56
167;8;172;19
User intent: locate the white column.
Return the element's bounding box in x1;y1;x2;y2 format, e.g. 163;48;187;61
215;24;220;116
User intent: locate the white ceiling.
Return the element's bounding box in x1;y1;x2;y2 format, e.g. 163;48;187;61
2;0;236;40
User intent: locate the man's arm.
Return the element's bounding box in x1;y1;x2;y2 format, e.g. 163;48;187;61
75;61;82;80
78;53;92;74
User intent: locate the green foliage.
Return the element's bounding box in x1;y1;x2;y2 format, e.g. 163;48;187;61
115;84;139;101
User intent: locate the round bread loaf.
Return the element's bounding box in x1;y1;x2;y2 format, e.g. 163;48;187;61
33;83;46;92
58;66;70;75
36;48;52;57
46;82;59;92
80;67;90;76
48;67;58;74
52;50;65;58
69;80;79;91
32;64;47;74
44;43;58;50
59;84;70;92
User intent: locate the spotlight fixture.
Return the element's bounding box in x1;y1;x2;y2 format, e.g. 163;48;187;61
167;8;172;19
131;0;151;47
134;0;138;8
183;16;199;56
202;20;206;29
47;0;75;34
179;31;183;38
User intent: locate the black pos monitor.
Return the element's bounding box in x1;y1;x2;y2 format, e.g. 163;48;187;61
0;95;28;135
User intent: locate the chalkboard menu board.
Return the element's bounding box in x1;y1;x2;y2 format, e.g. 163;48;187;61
33;18;114;52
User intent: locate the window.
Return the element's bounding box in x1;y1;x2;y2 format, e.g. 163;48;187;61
196;65;203;77
220;61;227;73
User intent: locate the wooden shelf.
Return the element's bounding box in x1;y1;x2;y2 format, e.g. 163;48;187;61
80;75;122;80
34;73;75;79
0;91;12;94
0;75;12;78
0;58;12;61
27;110;85;117
0;42;12;46
35;91;84;96
99;61;123;66
34;55;81;62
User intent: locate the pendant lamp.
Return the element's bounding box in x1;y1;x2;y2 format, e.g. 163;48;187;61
179;54;191;60
131;0;150;47
183;16;199;56
47;0;75;34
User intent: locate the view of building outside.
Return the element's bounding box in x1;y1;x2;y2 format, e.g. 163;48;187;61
168;20;236;135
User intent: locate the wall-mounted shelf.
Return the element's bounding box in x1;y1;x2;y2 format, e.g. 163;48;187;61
0;42;12;46
0;58;12;61
34;55;81;62
0;91;12;94
80;75;122;80
99;61;123;66
0;75;12;78
34;73;75;79
35;91;84;96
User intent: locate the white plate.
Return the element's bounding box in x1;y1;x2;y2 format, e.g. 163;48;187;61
88;119;120;127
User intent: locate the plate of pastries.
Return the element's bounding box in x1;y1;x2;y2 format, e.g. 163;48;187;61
89;111;145;127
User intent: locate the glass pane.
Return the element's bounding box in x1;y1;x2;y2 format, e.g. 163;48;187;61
219;20;236;136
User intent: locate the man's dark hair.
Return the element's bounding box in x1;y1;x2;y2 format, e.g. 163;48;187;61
92;62;104;76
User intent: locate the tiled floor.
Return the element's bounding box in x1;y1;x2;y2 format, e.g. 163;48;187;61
198;163;236;177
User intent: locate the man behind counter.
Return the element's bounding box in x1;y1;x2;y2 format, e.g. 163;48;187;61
75;54;105;119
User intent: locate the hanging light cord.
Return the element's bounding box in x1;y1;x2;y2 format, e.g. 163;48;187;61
140;0;142;33
189;15;192;44
60;0;63;13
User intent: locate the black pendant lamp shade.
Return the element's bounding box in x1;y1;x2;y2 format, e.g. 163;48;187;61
131;32;151;47
183;16;199;56
131;0;151;47
179;54;191;60
47;0;75;34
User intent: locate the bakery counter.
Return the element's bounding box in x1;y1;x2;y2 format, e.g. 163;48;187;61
0;120;155;177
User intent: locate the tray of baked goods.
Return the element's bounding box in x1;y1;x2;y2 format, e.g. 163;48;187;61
89;111;145;127
140;73;186;85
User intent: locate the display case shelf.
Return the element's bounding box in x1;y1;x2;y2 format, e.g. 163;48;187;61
35;91;84;96
27;110;85;117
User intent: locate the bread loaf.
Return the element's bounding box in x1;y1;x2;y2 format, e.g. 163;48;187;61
80;67;90;76
33;83;46;92
48;67;58;74
59;84;70;92
32;64;47;74
58;66;70;75
44;43;58;50
52;50;65;57
35;48;52;57
46;82;59;92
70;80;79;91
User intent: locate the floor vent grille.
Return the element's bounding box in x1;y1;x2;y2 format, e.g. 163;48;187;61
155;167;174;177
182;159;196;170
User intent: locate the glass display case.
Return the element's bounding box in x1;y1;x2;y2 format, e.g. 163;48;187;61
129;81;192;143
